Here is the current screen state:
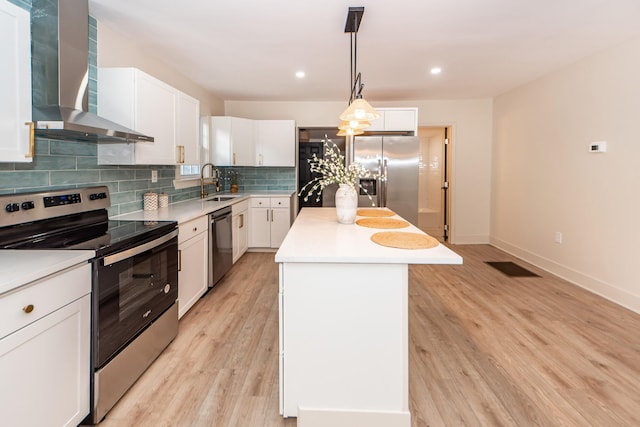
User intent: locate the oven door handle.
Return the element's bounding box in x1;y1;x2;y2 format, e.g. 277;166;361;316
103;229;178;266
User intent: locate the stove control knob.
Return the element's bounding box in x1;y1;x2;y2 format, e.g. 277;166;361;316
5;203;19;213
90;192;107;200
21;201;35;210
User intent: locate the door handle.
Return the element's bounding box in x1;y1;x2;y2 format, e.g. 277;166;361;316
178;249;182;272
382;159;388;207
376;159;382;207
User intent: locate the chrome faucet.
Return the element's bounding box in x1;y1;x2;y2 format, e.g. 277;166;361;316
200;163;220;198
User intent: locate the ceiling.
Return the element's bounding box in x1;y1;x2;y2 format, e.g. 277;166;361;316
88;0;640;102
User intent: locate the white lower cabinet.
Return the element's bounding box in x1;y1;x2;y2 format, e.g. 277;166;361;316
249;197;291;249
232;199;249;263
0;263;91;427
178;216;208;318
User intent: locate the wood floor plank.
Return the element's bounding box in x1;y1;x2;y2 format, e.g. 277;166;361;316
97;246;640;427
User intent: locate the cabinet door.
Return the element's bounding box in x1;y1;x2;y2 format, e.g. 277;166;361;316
366;111;385;132
178;231;208;318
211;116;233;166
249;207;270;247
133;72;177;164
238;210;249;257
0;1;32;163
270;207;291;248
0;295;90;426
232;213;240;262
231;118;256;166
256;120;295;167
176;92;200;165
384;109;417;132
364;108;418;133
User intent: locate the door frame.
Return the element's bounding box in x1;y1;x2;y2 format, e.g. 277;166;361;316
418;125;454;242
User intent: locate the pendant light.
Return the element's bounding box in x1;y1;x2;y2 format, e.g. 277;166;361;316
337;127;365;137
339;7;380;131
338;119;371;130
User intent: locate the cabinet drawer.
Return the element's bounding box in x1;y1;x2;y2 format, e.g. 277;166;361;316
232;199;250;214
270;197;290;208
251;197;270;208
178;215;208;243
0;264;91;339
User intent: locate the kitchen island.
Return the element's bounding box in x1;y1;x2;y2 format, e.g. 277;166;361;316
275;208;462;427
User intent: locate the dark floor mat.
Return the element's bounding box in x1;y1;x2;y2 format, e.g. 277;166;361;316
485;261;540;277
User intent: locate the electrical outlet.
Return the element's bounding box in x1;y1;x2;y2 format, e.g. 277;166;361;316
151;170;158;183
555;231;562;244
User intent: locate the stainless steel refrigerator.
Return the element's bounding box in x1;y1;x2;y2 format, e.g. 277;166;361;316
354;136;419;225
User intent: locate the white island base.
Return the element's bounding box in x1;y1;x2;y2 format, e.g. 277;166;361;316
279;262;410;427
276;208;462;427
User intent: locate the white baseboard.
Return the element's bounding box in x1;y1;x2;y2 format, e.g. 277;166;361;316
298;407;411;427
490;237;640;315
451;234;490;244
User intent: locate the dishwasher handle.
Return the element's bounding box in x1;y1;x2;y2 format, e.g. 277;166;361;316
210;206;232;223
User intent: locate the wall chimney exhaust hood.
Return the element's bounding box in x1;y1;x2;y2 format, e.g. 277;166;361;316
31;0;153;143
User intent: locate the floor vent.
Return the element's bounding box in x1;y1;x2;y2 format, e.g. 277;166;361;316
485;261;540;277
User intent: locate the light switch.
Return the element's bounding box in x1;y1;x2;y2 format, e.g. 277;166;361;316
588;141;607;153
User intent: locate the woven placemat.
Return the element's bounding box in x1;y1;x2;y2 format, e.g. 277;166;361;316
356;217;410;229
370;231;439;249
357;208;395;217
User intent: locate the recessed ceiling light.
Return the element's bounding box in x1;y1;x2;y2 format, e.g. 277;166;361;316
295;71;305;78
430;67;442;75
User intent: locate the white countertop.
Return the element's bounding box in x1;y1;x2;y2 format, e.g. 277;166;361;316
113;191;294;223
275;208;463;265
0;250;95;295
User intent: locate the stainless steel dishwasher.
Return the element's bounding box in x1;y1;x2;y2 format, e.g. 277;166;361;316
209;206;233;287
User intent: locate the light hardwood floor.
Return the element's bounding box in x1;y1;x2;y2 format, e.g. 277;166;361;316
99;245;640;427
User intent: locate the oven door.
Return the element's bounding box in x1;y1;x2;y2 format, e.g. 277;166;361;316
93;230;178;368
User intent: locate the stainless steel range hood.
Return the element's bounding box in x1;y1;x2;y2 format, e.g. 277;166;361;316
31;0;153;143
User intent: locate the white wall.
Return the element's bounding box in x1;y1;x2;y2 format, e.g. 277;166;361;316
492;36;640;313
225;99;493;244
97;23;224;116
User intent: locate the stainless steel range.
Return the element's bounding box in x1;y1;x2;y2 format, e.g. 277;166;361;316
0;186;179;424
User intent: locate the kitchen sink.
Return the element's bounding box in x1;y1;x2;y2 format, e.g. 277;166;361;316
207;195;239;202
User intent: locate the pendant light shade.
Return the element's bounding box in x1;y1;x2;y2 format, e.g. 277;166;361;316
340;98;380;122
337;127;365;136
339;119;371;130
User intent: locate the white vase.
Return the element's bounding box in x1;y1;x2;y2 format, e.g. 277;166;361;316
335;183;358;224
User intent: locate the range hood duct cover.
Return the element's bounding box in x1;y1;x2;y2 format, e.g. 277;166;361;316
31;0;153;143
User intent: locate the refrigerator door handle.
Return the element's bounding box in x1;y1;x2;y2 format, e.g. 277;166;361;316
382;159;388;207
377;159;383;207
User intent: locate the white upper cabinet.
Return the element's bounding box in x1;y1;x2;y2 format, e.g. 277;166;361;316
0;0;33;163
256;120;295;167
97;68;200;165
176;92;200;165
210;116;256;166
211;117;295;167
367;108;418;133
